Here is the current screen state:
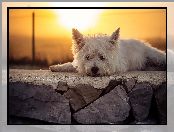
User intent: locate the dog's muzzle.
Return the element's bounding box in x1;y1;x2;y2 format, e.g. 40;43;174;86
91;67;99;75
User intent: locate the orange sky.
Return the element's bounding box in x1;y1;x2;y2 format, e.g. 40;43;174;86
10;9;166;38
9;9;166;65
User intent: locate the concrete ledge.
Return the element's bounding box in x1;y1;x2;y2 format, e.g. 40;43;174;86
9;70;166;89
9;69;166;124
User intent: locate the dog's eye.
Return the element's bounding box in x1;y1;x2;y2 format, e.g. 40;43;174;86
109;40;115;45
99;55;105;61
86;55;90;60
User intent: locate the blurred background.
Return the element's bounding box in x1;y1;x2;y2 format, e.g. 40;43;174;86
9;9;166;69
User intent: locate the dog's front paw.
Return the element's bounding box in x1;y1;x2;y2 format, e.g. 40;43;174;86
49;62;77;72
49;65;60;72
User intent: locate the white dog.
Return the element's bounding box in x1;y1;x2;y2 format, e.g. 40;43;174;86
50;28;166;76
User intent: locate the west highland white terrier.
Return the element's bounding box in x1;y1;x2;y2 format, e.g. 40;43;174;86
49;28;166;76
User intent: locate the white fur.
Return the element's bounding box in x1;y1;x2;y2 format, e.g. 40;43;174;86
50;28;166;76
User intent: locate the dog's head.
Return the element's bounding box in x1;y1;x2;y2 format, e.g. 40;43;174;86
72;28;120;76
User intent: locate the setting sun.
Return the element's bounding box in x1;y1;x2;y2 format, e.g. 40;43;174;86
55;9;103;31
9;8;166;66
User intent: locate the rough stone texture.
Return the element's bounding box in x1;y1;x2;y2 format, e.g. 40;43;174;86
9;82;71;124
9;69;166;90
73;85;130;124
9;69;166;124
64;84;102;111
124;78;136;92
128;83;153;121
101;79;122;95
56;81;69;94
154;83;167;124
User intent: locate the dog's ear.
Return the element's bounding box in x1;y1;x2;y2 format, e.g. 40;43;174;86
72;28;85;54
107;28;120;50
110;27;120;42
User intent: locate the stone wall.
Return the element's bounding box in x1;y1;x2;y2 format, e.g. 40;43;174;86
9;69;166;124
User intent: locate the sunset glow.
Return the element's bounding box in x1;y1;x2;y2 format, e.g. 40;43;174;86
55;9;102;31
9;8;166;65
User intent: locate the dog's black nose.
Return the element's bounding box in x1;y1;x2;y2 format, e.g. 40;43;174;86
91;67;99;74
